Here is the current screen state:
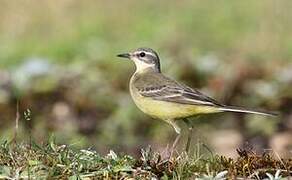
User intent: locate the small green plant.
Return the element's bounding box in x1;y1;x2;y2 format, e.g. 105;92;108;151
1;140;291;179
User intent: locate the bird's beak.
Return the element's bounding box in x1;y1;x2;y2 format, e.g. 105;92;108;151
117;53;130;59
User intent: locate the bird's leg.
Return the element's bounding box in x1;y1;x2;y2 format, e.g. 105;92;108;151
183;118;193;153
169;120;181;157
171;133;181;153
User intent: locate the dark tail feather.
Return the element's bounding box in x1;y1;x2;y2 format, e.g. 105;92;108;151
218;105;278;117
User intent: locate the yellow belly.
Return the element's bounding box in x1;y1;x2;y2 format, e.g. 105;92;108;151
130;87;220;120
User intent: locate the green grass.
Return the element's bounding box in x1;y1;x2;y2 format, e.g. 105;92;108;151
0;139;291;179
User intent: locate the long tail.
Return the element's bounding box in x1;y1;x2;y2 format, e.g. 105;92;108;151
218;105;278;117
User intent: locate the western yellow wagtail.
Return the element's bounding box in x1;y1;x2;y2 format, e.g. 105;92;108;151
117;47;276;152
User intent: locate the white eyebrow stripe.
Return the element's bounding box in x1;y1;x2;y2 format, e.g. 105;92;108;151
145;52;154;56
136;51;154;56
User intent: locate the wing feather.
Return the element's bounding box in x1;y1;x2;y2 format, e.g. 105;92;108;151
135;73;222;107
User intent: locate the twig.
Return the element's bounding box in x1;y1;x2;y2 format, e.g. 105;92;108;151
13;101;20;146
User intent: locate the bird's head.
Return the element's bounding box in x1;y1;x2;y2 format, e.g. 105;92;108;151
117;47;161;73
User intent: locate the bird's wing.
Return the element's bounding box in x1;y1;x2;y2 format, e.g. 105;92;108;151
134;72;222;107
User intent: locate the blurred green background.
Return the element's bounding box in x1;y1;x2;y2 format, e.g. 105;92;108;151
0;0;291;157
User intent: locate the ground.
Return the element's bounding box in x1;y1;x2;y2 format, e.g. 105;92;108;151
0;139;291;179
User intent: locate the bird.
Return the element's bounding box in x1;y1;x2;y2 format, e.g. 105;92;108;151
117;47;277;153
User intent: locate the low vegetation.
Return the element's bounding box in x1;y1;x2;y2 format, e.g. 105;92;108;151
0;139;291;179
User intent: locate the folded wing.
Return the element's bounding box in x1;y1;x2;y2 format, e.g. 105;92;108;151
136;73;222;107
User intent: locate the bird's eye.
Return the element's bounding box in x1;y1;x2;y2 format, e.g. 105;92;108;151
139;52;146;57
